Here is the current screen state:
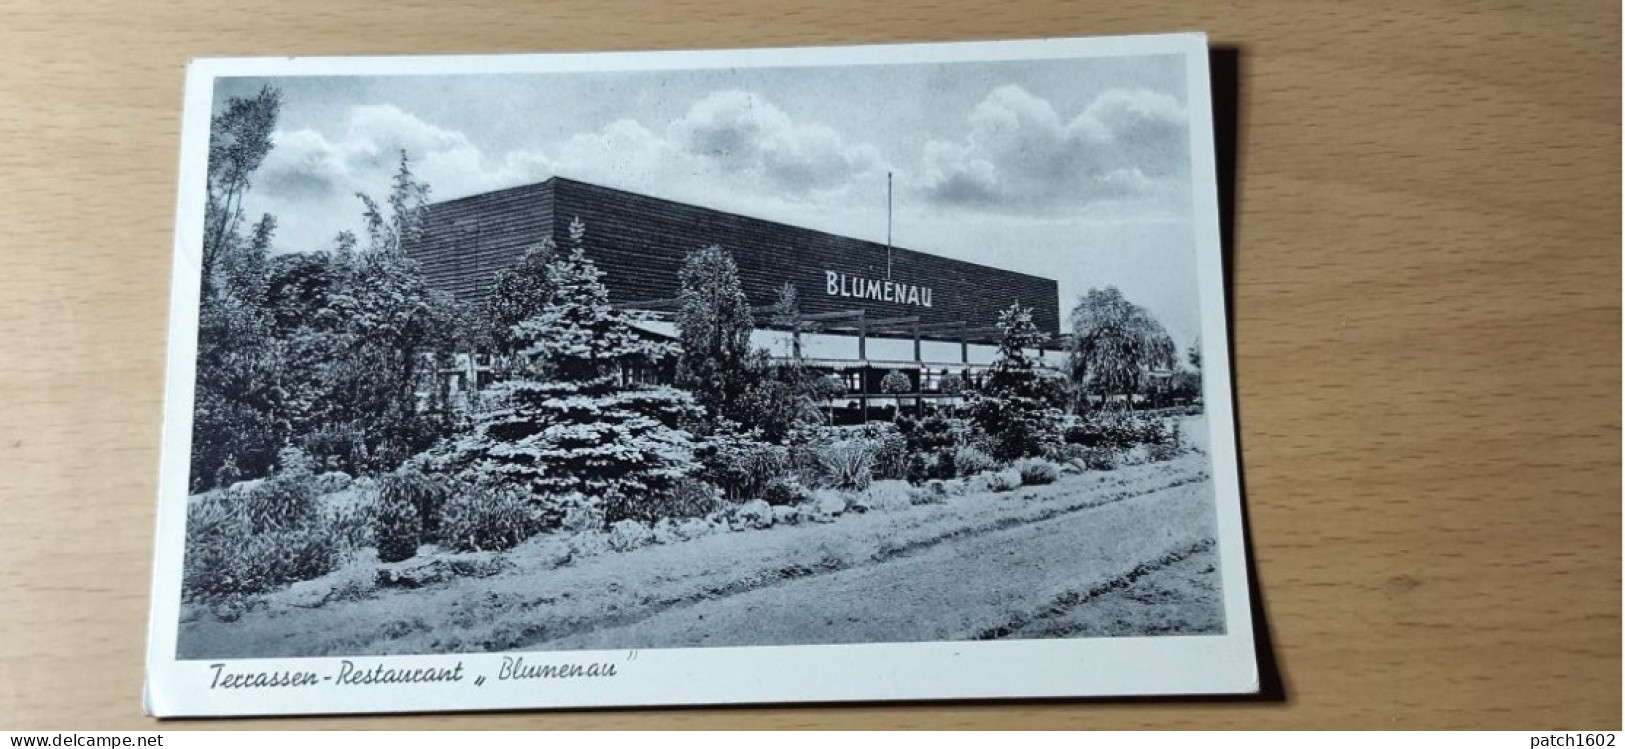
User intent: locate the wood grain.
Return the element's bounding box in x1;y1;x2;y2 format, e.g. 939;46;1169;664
0;0;1617;729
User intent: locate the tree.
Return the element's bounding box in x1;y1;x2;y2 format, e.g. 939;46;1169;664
190;140;463;487
333;230;358;259
427;219;702;527
1067;286;1176;411
939;371;966;417
676;244;757;420
816;374;848;426
734;376;823;443
1168;337;1203;408
729;281;832;440
880;369;913;420
770;282;804;361
486;238;558;355
203;86;282;286
357;151;431;256
323;249;462;471
968;303;1062;461
320;151;462;470
191;86;284;489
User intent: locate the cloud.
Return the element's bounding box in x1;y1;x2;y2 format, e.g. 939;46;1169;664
246;104;553;251
548;118;679;185
241;91;892;252
665;91;887;197
521;90;890;228
917;85;1189;214
255;129;350;203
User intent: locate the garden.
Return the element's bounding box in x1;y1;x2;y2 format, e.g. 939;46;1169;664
177;85;1219;655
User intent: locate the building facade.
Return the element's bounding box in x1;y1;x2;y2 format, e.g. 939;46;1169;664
406;177;1065;421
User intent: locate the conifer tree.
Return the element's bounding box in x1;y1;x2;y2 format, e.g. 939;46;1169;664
676;244;757;421
771;282;804;362
968;303;1062;461
428;219;702;527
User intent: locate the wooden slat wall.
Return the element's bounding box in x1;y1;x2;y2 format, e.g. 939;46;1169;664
409;177;1061;335
408;180;555;307
554;178;1061;334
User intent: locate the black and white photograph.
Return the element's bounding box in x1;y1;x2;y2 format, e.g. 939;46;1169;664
146;33;1256;716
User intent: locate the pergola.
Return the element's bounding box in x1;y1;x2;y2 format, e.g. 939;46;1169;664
613;298;1071;365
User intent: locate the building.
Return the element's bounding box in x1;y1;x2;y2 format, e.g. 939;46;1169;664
406;177;1066;422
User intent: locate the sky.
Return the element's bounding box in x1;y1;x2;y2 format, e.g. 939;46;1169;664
213;52;1207;352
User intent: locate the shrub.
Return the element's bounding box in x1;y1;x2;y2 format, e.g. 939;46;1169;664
843;421;909;480
374;474;426;563
985;469;1022;493
263;523;344;585
377;469;450;542
855;480;913;513
606;519;655;552
909;483;947;505
239;470;319;535
1147;421;1184;462
898;415;958;454
905;452;935;484
438;484;542;552
1062;422;1094;446
735;377;826;443
785;442;825;488
814;439;877;491
313;471;353;495
695;431;787;501
872;429;909;481
1082;446;1119;471
1065;411;1175;450
558;498;606;533
652;518;686;545
1014;458;1061;485
323;492;378;553
647;477;725;521
568;531;612;559
349;475;378;496
180;449;353;602
730;499;775;530
212;455;243;490
182;496;239;599
762;476;812;506
675;517;716;541
951;445;996;477
424;381;704;528
182;493;342;601
805;489;850;522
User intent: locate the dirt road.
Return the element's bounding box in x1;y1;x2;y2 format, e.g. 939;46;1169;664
537;479;1219;650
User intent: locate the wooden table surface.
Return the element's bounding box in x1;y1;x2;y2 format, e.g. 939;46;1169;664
0;0;1618;730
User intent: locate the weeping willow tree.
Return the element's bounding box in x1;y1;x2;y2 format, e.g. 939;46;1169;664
1067;286;1177;411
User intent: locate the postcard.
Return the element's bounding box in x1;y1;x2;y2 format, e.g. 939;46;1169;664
146;31;1256;717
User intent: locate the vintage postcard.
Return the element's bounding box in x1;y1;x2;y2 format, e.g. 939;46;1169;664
146;32;1256;717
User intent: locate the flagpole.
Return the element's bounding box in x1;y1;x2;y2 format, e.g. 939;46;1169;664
886;171;893;279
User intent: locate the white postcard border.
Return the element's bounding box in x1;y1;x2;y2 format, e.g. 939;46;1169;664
145;31;1258;718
